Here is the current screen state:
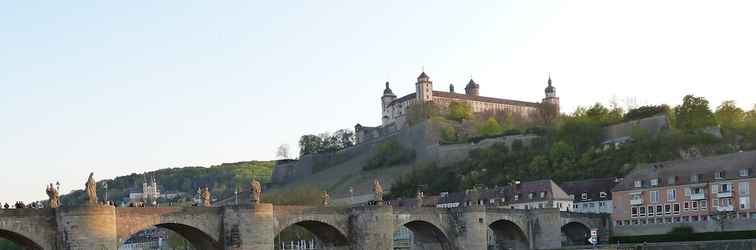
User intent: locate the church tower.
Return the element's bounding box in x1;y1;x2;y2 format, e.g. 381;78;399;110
416;72;433;103
381;81;397;125
542;75;560;111
464;78;480;96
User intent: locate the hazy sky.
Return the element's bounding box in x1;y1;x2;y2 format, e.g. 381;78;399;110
2;1;754;202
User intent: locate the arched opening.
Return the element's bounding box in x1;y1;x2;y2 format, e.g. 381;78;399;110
488;220;528;250
561;222;591;246
0;229;43;250
394;220;452;250
275;220;349;250
118;223;221;250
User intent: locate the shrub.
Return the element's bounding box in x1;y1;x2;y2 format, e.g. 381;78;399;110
363;139;416;171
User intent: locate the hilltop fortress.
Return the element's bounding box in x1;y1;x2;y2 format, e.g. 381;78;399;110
356;72;559;143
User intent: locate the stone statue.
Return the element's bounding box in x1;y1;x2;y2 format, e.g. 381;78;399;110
250;179;262;204
416;190;424;208
321;191;330;207
46;183;60;208
373;178;383;202
200;186;211;207
85;172;97;204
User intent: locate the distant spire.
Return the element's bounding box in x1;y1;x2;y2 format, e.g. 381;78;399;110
548;72;552;86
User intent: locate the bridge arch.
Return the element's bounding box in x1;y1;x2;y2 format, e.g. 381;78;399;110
0;229;44;250
561;221;591;246
275;219;350;248
397;220;453;250
488;219;528;250
118;223;222;250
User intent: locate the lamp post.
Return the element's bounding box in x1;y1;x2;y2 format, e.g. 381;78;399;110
235;185;239;205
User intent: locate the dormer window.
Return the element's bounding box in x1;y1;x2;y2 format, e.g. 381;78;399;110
581;193;588;200
600;192;608;198
528;193;534;199
569;194;575;200
514;194;519;201
540;191;546;198
715;171;726;179
739;169;751;177
634;180;642;188
650;178;659;187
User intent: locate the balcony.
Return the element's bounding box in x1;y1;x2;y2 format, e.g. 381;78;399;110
690;193;706;200
717;192;733;198
630;199;643;205
716;205;734;212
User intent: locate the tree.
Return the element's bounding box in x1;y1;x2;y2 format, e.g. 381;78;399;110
715;100;745;130
477;117;504;136
298;135;323;156
447;101;473;121
624;105;671;121
407;102;440;126
537;102;559;126
674;95;717;131
276;144;291;159
332;129;356;149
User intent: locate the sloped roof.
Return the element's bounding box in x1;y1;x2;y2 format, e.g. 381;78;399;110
559;177;619;202
438;179;570;205
613;151;756;192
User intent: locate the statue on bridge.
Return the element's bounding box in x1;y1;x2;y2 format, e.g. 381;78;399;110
250;179;262;204
416;190;424;208
85;172;97;205
200;186;211;207
373;178;383;203
46;183;60;208
321;191;330;207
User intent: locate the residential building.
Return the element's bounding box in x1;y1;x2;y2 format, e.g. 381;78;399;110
436;179;572;211
560;177;619;214
612;151;756;236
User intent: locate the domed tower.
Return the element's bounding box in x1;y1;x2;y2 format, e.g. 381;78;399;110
464;78;480;96
381;81;397;125
415;72;433;103
542;75;560;111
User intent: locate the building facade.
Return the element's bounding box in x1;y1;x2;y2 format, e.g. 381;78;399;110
357;72;559;144
612;151;756;236
435;179;572;211
560;177;619;214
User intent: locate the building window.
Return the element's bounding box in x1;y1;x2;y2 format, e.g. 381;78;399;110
631;207;638;217
634;180;642;188
691;174;699;183
692;201;698;210
600;192;608;198
665;204;672;214
650;178;659;187
721;183;733;193
639;206;646;216
650;191;660;203
673;203;680;214
581;193;588;200
701;200;707;210
647;205;654;216
740;197;750;209
684;201;690;211
740;169;751;177
656;205;663;216
716;171;726;179
667;189;676;201
540;191;546;198
514;194;519;201
739;182;750;196
668;176;676;185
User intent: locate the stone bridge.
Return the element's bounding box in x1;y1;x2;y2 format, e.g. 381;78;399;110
0;204;607;250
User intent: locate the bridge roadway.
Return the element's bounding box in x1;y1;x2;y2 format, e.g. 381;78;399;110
0;203;606;250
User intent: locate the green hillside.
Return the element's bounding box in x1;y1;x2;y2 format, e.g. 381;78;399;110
60;161;275;206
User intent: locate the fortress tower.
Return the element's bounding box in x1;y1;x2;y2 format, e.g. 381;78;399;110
381;81;397;125
464;79;480;96
415;72;433;103
542;75;560;112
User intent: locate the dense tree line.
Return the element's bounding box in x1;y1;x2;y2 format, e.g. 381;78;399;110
390;95;756;197
298;129;355;156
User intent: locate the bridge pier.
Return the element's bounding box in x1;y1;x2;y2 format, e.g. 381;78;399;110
223;204;275;250
56;205;118;250
452;207;487;250
349;205;394;250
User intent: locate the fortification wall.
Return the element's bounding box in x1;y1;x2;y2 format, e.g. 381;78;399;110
428;134;540;167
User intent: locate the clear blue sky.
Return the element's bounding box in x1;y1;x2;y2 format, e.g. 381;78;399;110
2;1;754;202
